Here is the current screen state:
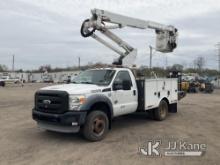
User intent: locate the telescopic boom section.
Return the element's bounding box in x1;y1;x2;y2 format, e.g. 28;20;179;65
81;8;178;66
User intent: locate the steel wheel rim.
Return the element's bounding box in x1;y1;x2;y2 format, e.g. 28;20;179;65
92;116;105;135
160;103;166;118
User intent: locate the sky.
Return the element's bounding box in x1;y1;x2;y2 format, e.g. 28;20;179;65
0;0;220;70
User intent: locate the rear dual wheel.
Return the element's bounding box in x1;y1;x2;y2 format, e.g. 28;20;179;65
153;100;168;121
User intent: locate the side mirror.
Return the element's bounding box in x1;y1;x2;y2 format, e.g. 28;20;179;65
122;80;131;90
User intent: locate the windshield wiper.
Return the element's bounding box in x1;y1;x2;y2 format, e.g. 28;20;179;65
80;81;94;84
71;81;78;84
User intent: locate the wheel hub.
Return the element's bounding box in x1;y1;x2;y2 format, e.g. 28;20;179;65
160;104;166;118
93;116;105;134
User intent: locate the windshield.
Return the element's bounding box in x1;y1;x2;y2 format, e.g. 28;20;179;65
72;70;115;85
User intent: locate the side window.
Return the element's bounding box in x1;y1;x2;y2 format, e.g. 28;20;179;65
114;71;133;86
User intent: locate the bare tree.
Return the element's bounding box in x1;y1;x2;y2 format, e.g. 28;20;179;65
0;64;8;72
38;65;52;72
193;56;205;71
171;64;184;71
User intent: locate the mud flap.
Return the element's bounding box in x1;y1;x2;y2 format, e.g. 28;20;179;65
169;103;177;113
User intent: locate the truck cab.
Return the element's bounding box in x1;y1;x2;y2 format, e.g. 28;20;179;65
33;67;178;141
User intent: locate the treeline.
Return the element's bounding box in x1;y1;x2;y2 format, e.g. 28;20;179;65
29;63;111;73
0;64;8;72
140;67;219;77
26;63;220;77
0;63;219;77
0;63;109;73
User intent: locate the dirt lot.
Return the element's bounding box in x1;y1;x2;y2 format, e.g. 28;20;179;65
0;83;219;165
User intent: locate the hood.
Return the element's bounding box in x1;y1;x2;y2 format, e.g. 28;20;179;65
40;83;105;94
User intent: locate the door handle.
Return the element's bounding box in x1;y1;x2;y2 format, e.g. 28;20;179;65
133;90;136;96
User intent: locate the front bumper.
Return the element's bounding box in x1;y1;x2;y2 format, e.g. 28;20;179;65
32;109;87;133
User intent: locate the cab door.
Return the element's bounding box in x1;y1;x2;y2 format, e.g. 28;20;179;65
111;71;138;116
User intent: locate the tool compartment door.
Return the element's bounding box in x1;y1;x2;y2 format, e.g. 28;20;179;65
157;79;172;99
171;78;178;102
144;79;158;110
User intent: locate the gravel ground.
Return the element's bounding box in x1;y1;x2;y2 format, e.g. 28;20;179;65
0;83;219;165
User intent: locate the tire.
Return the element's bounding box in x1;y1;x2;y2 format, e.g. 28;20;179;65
154;100;168;121
0;81;5;87
82;111;109;141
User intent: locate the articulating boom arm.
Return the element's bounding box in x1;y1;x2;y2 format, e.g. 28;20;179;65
81;9;178;66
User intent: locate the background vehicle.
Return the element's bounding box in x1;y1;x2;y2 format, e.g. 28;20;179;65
181;75;214;93
0;76;20;87
199;79;214;93
42;75;54;83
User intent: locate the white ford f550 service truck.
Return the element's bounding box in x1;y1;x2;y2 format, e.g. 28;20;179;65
32;68;178;141
33;9;179;141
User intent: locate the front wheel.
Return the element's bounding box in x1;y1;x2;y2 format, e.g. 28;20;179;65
82;111;109;141
154;100;168;121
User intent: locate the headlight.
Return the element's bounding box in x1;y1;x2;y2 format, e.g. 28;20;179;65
69;95;86;110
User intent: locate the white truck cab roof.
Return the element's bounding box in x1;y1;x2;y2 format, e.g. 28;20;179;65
90;67;132;71
40;67;133;95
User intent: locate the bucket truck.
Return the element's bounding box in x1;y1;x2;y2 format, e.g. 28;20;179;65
32;9;179;141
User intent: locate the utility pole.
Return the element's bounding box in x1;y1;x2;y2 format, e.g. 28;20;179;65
149;46;153;69
78;57;81;70
12;54;15;72
217;43;220;73
165;55;168;69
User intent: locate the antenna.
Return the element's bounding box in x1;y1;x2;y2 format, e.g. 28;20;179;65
12;54;15;72
78;57;81;70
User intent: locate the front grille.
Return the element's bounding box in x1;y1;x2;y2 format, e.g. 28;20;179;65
35;90;68;114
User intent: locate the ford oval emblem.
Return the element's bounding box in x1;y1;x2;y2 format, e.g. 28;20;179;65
43;100;51;105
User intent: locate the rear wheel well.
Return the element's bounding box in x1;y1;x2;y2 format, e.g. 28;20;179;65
161;97;170;111
88;102;112;129
161;97;169;105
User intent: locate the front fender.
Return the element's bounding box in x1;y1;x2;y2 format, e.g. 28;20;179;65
79;94;113;118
